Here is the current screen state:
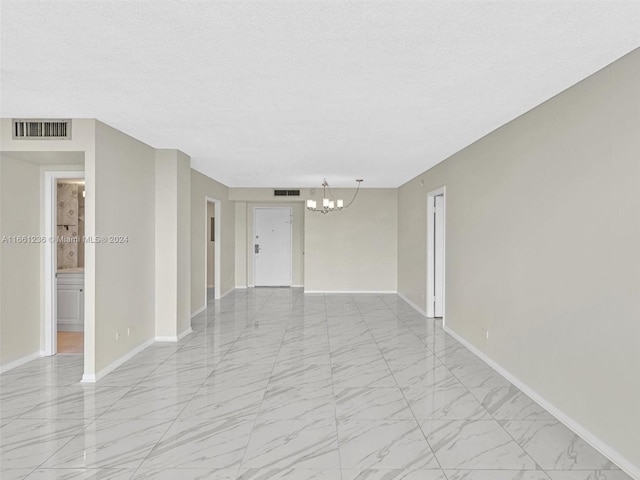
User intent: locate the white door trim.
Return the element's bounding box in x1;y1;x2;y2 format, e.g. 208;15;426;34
426;186;446;322
205;197;221;300
44;170;85;356
253;207;293;287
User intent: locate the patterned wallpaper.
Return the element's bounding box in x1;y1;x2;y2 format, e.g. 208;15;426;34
57;183;83;269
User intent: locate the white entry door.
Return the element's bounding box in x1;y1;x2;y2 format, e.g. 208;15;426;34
434;195;445;317
254;207;292;287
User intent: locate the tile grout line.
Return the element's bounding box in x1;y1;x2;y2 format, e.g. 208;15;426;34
126;287;265;479
352;294;447;475
234;287;289;473
325;293;345;480
394;295;546;477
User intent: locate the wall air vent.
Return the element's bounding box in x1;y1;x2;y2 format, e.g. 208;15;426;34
274;189;300;197
12;119;71;139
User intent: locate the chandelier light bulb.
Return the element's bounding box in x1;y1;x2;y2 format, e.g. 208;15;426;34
307;178;363;214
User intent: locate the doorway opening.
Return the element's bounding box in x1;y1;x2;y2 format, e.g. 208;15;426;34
427;187;446;320
207;201;215;302
253;207;292;287
205;197;221;301
44;171;86;356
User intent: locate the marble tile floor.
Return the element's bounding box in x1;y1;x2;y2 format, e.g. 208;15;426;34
0;288;630;480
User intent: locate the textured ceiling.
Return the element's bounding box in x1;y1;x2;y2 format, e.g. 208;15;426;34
1;1;638;187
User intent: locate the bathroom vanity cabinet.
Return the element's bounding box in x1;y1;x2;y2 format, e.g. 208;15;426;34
57;270;84;332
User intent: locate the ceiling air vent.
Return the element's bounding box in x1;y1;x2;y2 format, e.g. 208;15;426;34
274;189;300;197
13;119;71;139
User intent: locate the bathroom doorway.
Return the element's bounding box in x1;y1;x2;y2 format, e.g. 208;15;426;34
44;171;85;356
55;179;85;354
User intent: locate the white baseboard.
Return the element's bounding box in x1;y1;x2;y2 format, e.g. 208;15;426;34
243;285;303;289
81;338;155;383
235;285;248;289
191;304;207;318
397;292;428;316
443;324;639;480
0;350;44;374
155;336;178;342
156;327;193;342
177;327;193;341
221;287;235;298
304;290;397;294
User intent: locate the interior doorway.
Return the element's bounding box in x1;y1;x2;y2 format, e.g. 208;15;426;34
44;171;86;356
207;202;215;302
254;207;292;287
427;187;446;319
205;197;221;300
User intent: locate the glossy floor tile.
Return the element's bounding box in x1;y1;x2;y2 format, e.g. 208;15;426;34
0;289;631;480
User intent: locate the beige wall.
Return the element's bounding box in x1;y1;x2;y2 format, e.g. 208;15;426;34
155;150;178;338
305;188;397;292
207;202;214;287
0;155;41;367
1;119;217;376
398;49;640;472
176;151;191;335
191;170;234;312
230;187;397;292
155;149;192;339
94;121;156;372
234;202;248;288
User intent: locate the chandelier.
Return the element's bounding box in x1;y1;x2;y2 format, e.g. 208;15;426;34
306;178;363;214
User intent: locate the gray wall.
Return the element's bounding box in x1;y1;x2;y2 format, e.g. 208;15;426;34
398;49;640;472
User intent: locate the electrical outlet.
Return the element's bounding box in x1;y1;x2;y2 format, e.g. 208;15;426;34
127;328;131;336
484;329;489;340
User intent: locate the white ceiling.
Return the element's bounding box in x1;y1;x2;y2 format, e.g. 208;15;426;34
1;1;638;187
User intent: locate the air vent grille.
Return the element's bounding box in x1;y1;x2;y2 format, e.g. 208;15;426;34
274;189;300;197
13;119;71;139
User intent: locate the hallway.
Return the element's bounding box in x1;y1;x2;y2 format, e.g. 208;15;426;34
0;289;625;479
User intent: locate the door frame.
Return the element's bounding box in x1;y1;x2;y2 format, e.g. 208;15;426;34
426;186;446;321
44;170;85;356
205;197;221;300
253;207;293;287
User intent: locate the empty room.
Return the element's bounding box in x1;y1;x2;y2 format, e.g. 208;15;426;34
0;1;638;480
